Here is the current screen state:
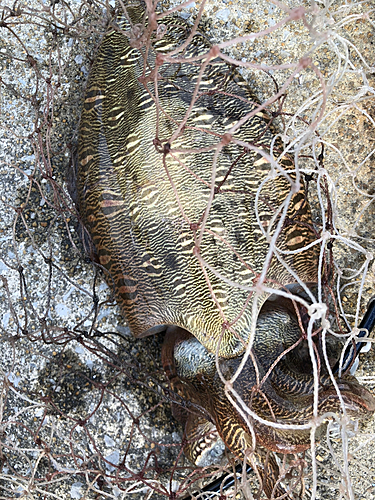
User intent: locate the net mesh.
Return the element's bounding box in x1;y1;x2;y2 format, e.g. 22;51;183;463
0;0;374;498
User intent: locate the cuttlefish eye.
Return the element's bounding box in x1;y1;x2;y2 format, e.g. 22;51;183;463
162;299;375;496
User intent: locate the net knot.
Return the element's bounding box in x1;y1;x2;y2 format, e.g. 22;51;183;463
308;302;327;322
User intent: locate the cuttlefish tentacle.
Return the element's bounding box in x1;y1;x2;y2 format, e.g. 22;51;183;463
162;326;297;498
162;300;375;498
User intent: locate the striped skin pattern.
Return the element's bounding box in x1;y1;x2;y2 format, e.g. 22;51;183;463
77;6;375;496
78;8;318;359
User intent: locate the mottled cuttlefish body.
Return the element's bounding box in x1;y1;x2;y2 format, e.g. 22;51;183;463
76;5;375;498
